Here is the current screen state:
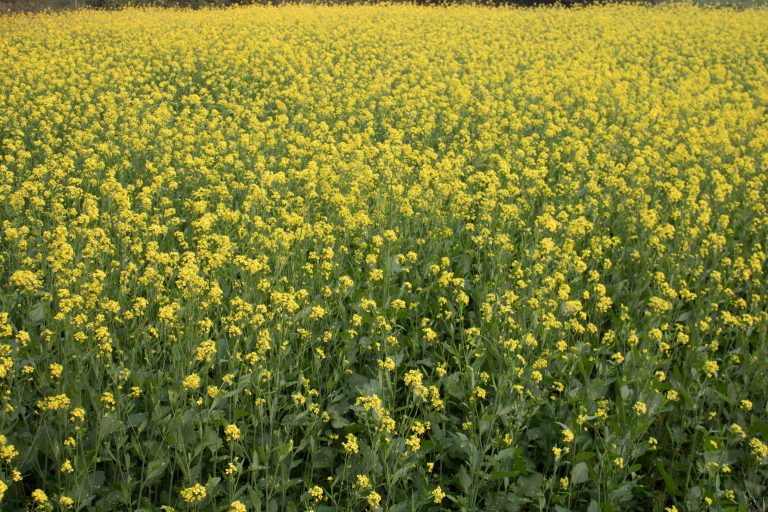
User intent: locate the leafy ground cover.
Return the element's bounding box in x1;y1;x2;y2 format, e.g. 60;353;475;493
0;4;767;511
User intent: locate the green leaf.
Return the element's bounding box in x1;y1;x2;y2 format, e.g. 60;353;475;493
490;470;519;480
572;462;589;485
457;465;472;492
655;460;680;497
609;482;635;502
128;412;148;429
205;476;221;493
145;460;167;483
29;302;46;323
620;384;631;401
312;447;335;469
494;447;517;461
517;472;543;497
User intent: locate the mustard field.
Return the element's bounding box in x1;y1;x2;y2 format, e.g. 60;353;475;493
0;4;767;511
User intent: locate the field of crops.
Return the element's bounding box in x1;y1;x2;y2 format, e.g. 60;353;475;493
1;4;767;511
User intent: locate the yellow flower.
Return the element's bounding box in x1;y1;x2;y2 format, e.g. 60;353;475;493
562;428;574;444
59;496;75;509
32;489;48;506
60;459;74;473
432;486;446;504
309;305;326;319
377;357;395;372
403;369;423;387
750;438;767;460
367;491;381;508
0;438;18;463
703;360;719;378
37;394;70;411
194;340;217;363
180;483;206;503
342;433;359;455
405;434;421;453
101;392;116;411
229;500;247;512
182;373;201;390
224;424;241;442
10;270;42;293
49;364;63;379
308;485;324;501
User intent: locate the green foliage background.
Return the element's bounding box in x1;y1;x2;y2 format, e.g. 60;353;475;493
0;4;767;512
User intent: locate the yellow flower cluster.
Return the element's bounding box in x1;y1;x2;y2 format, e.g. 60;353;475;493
180;483;206;503
224;424;241;442
36;394;70;411
0;3;766;510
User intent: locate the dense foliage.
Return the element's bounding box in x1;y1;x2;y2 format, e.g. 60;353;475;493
1;5;767;511
2;0;764;14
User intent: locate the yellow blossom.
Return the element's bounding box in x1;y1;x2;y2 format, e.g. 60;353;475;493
229;500;247;512
180;483;206;503
182;373;201;390
224;424;241;442
432;486;446;504
342;433;359;455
